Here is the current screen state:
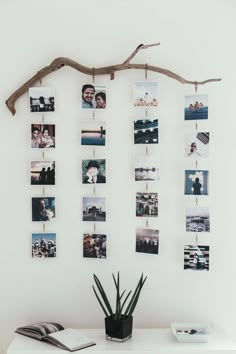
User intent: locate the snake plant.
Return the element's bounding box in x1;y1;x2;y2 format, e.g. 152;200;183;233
92;272;147;320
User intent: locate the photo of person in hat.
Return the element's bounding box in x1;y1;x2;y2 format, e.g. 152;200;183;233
82;159;106;184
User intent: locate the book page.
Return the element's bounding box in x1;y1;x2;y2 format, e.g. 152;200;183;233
47;329;95;351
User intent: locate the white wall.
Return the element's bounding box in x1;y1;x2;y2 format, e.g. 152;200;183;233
0;0;236;352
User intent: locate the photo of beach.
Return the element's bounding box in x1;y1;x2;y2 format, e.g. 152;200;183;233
184;94;208;120
81;121;106;146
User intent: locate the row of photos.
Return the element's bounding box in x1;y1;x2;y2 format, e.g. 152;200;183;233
30;83;210;270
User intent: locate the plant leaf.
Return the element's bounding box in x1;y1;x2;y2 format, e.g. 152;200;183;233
92;285;109;317
93;274;114;316
123;274;147;316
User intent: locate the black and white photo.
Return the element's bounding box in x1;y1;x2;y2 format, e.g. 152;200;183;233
184;245;209;271
135;156;159;181
29;87;55;112
136;228;159;254
82;159;106;184
136;192;158;217
186;207;210;232
83;197;106;221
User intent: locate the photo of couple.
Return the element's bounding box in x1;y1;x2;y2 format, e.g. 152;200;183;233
82;84;106;109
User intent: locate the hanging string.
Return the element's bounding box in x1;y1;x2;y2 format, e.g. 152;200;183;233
93;148;95;157
146;219;149;228
194;81;198;93
146;183;148;192
43;224;45;233
146;146;149;155
92;67;95;83
93;224;96;232
195;160;198;169
93;110;95;119
195;197;198;206
145;108;148;117
93;186;96;195
195;122;198;131
145;63;148;80
43;187;45;196
38;72;42;86
195;233;198;244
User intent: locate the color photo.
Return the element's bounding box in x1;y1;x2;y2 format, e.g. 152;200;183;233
136;228;159;254
134;119;158;144
31;161;55;185
31;124;55;148
185;132;209;158
184;94;208;120
81;121;106;146
32;233;56;258
136;192;158;217
32;197;55;222
82;84;106;109
184;245;209;271
134;82;158;107
83;234;106;258
184;170;209;195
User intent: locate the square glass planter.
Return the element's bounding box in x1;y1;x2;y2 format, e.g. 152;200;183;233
105;316;133;342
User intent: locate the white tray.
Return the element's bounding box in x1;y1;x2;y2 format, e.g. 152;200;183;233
171;322;208;343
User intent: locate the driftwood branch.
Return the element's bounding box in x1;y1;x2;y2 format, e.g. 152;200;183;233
6;43;222;115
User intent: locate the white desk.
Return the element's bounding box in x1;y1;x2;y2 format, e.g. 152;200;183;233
7;328;236;354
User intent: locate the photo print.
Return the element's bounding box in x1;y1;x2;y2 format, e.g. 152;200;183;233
136;192;158;217
184;94;208;120
32;197;55;222
31;124;55;148
184;244;209;271
135;156;159;181
185;132;209;158
184;170;209;195
29;86;55;112
136;228;159;254
134;119;158;144
82;159;106;184
83;234;106;258
134;82;158;107
81;121;106;146
32;233;56;258
82;84;106;109
186;207;210;232
83;197;106;222
31;161;55;185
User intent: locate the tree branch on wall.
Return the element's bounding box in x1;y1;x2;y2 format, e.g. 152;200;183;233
6;43;222;115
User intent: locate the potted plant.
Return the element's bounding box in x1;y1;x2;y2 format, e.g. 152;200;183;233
92;272;147;342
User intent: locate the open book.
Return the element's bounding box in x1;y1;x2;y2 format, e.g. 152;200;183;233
15;322;96;351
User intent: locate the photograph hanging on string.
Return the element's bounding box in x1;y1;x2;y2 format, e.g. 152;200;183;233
184;94;208;120
32;197;55;222
186;207;210;232
184;170;209;195
134;119;158;144
29;87;55;112
185;132;209;158
184;244;209;271
32;233;56;258
31;161;55;185
134;155;159;181
31;124;55;148
82;197;106;222
136;192;158;217
81;121;106;146
136;228;159;254
83;233;106;258
133;82;158;107
81;84;106;109
82;159;106;184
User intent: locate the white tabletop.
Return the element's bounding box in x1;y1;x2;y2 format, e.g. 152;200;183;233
7;328;236;354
